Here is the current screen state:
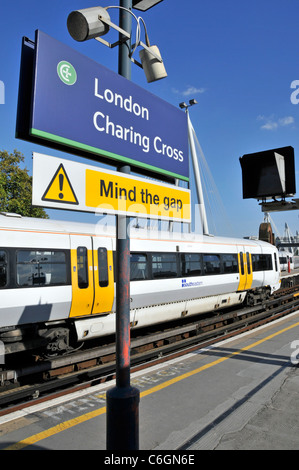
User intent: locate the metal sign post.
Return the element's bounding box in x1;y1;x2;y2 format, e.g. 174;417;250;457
106;0;140;451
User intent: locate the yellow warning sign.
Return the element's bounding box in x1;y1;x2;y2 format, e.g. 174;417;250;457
85;169;191;221
42;164;78;205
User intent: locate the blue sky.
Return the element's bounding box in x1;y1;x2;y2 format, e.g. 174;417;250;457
0;0;299;239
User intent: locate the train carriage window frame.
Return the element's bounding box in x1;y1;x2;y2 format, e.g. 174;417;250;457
151;252;178;279
181;253;202;277
98;247;109;287
0;249;8;288
251;253;273;272
239;252;245;276
77;246;89;289
222;253;239;274
203;254;221;275
274;253;278;272
130;253;148;281
16;249;69;287
246;252;251;275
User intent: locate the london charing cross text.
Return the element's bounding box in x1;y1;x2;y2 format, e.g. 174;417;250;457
93;78;184;161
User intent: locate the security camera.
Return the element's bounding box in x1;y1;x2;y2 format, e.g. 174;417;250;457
67;7;111;42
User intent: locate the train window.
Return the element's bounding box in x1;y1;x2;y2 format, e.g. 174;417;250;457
222;254;238;274
98;248;109;287
246;252;251;275
263;254;273;271
0;250;7;287
251;254;273;271
181;253;202;276
16;250;67;286
203;254;221;275
251;254;257;271
274;253;278;271
130;253;148;281
152;253;177;279
77;247;88;289
251;254;256;271
239;252;245;275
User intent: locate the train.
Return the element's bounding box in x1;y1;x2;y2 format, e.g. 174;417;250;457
0;212;281;357
278;250;294;272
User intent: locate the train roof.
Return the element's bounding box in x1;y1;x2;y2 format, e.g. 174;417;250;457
0;212;277;249
278;250;292;255
0;212;101;235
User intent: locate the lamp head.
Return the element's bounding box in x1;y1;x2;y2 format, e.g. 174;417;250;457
133;0;164;11
67;7;111;42
179;102;188;109
139;45;167;83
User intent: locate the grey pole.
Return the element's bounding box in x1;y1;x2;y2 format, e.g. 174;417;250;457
106;0;140;451
187;111;209;235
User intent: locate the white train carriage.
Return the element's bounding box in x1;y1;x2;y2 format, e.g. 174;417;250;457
278;250;294;271
0;213;280;355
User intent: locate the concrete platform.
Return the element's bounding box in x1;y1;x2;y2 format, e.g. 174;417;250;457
1;309;299;451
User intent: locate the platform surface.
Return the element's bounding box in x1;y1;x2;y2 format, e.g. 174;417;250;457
1;310;299;451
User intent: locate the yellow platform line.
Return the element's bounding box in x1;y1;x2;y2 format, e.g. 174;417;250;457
4;319;299;450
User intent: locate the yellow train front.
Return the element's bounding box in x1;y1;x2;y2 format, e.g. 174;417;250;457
0;213;280;358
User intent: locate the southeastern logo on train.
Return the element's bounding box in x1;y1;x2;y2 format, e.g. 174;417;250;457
181;279;203;288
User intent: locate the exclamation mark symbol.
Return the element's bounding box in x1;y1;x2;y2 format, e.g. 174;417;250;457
59;173;64;199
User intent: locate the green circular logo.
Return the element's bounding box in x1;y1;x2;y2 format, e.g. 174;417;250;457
57;61;77;85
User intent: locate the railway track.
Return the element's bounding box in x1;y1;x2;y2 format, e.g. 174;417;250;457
1;283;299;414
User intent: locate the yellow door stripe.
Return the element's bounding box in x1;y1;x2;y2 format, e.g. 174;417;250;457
5;319;299;450
237;252;246;291
245;252;253;290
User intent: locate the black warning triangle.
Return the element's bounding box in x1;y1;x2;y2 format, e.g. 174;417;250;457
42;164;79;205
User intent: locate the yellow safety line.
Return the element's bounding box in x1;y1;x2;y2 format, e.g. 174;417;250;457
4;319;299;450
4;407;107;450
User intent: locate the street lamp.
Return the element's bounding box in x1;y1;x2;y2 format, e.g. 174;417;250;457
132;0;164;11
179;99;198;110
67;5;167;82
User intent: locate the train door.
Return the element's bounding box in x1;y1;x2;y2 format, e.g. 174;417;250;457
245;251;253;289
92;237;114;314
237;248;253;291
69;235;94;317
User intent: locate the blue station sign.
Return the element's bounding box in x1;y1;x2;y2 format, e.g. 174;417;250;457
27;31;189;181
